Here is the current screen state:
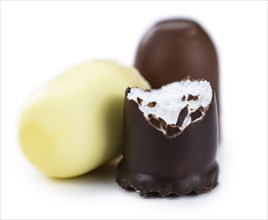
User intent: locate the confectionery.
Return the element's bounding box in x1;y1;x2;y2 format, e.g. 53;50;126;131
116;79;219;197
19;60;150;178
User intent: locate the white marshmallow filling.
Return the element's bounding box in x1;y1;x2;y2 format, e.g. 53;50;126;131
127;80;213;138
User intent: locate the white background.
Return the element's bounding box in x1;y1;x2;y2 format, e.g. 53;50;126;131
1;1;267;219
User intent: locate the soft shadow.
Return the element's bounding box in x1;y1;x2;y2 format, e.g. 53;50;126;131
48;157;121;186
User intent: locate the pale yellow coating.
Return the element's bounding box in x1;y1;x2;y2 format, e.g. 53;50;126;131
19;61;150;178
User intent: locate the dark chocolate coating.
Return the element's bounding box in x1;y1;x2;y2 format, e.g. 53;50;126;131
135;19;219;90
116;89;219;197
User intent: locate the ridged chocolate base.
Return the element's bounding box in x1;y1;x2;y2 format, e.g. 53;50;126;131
116;159;219;198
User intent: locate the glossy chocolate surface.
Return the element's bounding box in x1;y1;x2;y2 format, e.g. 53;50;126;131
134;19;219;102
116;88;219;197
